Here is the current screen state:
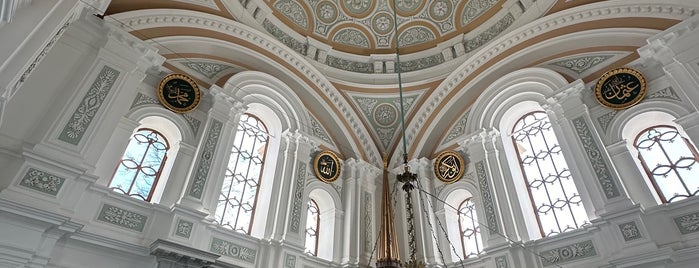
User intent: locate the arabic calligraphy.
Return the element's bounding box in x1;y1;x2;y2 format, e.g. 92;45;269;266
314;151;341;183
157;74;201;113
594;68;647;110
434;151;465;183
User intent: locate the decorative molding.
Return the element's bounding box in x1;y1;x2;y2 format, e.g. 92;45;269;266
647;86;681;101
596;110;618;133
618;221;642;241
464;13;514;53
461;0;498;26
400;54;445;72
349;94;420;150
540;240;597;266
11;20;72;96
550;55;614;74
59;66;120;145
572;116;621;199
331;183;342;195
97;204;148;232
495;255;509;268
475;161;499;234
333;28;370;48
284;253;296;268
262;19;307;55
405;3;695;163
182;113;202;135
398;26;435;47
175;219;194;238
442;109;470;145
326;55;374;73
308;113;333;144
182;61;232;79
18;168;66;196
130;92;159;108
274;0;309;29
288;162;308;233
674;212;699;235
188;119;223;199
364;191;373;252
210;237;257;263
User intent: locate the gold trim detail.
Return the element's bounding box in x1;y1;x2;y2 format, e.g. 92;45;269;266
157;73;201;113
594;67;647;110
433;151;465;184
313;150;341;183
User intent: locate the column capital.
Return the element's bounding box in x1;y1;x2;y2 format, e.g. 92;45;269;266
459;127;501;150
282;129;319;150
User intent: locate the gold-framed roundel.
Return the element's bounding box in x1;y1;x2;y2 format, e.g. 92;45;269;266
157;73;201;113
594;67;647;110
433;151;465;184
313;150;341;183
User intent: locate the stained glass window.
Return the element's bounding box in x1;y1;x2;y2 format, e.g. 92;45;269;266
458;198;483;258
109;128;169;201
634;125;699;203
215;114;269;234
512;111;588;237
305;199;320;256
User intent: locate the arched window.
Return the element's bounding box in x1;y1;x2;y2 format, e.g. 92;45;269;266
215;114;270;234
305;199;320;256
634;125;699;203
458;198;483;258
108;128;169;201
511;111;588;237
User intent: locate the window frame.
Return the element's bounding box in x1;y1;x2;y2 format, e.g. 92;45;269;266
305;198;320;256
633;124;699;203
457;198;483;258
108;127;170;202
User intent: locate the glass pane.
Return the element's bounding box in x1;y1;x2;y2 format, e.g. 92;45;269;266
215;114;270;235
108;129;169;201
512;112;589;237
635;126;699;203
305;199;320;256
458;199;483;258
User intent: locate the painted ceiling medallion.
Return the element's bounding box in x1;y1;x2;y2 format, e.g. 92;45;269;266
157;74;201;113
429;0;453;21
372;12;394;35
314;150;342;183
373;103;399;127
433;151;465;184
393;0;425;16
594;67;647;110
341;0;375;17
316;1;339;24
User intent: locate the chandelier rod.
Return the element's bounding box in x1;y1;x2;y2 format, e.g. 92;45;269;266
391;0;409;164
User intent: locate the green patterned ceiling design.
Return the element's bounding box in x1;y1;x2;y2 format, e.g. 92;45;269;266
269;0;501;53
349;91;423;151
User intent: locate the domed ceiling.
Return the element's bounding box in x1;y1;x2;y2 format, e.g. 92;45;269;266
105;0;691;167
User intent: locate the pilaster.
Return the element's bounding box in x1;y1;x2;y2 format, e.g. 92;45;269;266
180;87;244;214
544;80;633;216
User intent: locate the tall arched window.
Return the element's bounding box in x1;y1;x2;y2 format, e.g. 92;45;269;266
634;125;699;203
458;198;483;258
215;114;270;234
109;128;169;201
511;111;588;237
305;199;320;256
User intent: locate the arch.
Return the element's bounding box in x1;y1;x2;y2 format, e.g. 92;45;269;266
608;100;692;143
306;185;340;261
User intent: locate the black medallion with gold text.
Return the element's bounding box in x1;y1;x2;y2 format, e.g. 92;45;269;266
594;67;647;110
433;151;465;184
157;74;201;113
314;151;341;183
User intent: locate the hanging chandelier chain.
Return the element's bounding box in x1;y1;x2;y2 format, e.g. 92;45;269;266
415;180;465;268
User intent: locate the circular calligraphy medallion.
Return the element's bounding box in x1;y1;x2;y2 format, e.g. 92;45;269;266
314;150;341;183
157;74;201;113
594;67;647;110
433;151;465;184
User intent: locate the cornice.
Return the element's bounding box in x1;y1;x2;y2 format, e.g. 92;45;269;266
403;0;698;164
109;9;379;165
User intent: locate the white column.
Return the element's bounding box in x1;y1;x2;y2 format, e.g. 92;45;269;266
410;157;443;266
544;80;634;216
605;140;659;207
180;88;243;215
